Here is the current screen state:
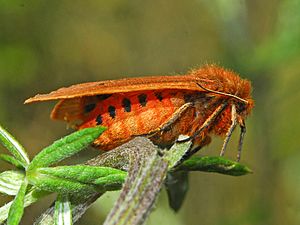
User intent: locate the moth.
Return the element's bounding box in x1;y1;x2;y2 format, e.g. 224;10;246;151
25;65;254;160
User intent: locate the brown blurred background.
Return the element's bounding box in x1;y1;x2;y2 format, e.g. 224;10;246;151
1;0;300;224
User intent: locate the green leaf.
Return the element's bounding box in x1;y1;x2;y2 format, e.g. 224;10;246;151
175;156;252;176
93;173;126;190
0;171;25;196
35;165;126;187
0;188;49;224
0;124;29;168
54;195;72;225
0;154;24;169
28;127;106;170
7;179;28;225
27;165;126;194
28;171;97;195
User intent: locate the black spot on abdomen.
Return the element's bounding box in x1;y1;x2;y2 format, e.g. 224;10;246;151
122;98;131;112
108;105;116;118
154;92;163;101
138;94;147;107
96;114;103;125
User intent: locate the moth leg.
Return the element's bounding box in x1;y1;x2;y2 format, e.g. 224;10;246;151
160;102;194;132
147;102;194;136
178;102;227;143
185;135;211;157
219;104;237;157
237;120;246;161
175;135;212;165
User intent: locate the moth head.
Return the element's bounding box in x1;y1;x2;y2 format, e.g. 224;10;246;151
235;98;254;118
196;82;254;119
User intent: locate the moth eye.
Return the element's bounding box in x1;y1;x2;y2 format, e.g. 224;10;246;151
236;102;247;113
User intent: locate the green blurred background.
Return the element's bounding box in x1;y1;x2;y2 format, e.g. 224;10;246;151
0;0;300;224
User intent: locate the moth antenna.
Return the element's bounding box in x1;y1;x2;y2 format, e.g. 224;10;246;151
220;104;237;157
237;120;246;162
196;83;248;104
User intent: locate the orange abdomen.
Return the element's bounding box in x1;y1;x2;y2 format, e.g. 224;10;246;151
80;90;191;150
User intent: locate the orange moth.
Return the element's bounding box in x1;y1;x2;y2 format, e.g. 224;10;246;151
25;65;254;160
